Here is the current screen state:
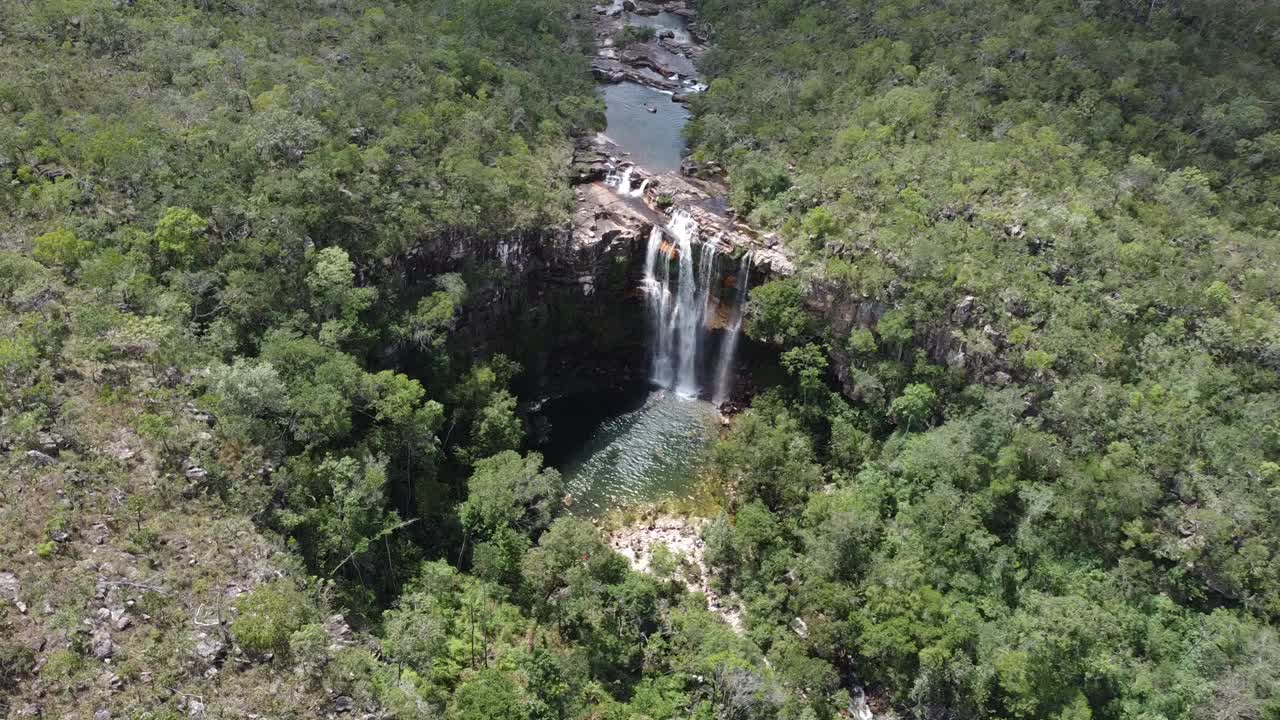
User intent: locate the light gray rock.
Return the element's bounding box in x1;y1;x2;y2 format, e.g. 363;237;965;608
0;571;18;600
194;633;225;662
25;450;56;466
91;629;116;659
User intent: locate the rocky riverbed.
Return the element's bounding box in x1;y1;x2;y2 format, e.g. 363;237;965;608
605;514;745;633
572;0;795;278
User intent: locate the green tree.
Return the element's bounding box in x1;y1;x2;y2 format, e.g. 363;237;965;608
153;207;206;262
306;246;376;346
32;229;91;269
746;279;811;346
780;342;829;403
711;407;823;509
889;383;937;431
450;669;528;720
460;451;563;541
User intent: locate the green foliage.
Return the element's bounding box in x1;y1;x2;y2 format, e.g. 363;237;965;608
449;357;525;463
402;274;468;350
889;383;937;431
450;669;529;720
780;342;828;401
32;229;91;269
460;451;563;540
689;5;1280;706
153;207;206;261
618;25;656;48
231;580;319;658
846;327;877;355
6;0;1280;716
745;279;811;346
727;157;791;216
711;406;822;510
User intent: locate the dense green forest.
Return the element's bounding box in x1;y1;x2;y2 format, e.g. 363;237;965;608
688;0;1280;718
1;0;1279;719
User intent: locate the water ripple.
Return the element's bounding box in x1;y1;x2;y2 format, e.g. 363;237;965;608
561;390;719;515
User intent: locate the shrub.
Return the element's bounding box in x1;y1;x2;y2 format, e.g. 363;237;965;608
153;207;206;262
0;638;35;691
618;25;656;47
230;580;318;657
32;229;91;268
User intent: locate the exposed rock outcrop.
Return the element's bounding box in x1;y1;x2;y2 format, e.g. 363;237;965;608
607;514;745;633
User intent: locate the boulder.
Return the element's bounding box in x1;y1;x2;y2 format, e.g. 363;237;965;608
0;571;19;601
25;450;56;466
91;629;117;659
194;632;226;663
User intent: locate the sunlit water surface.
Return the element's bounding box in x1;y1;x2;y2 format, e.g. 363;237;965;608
554;390;718;516
603;82;690;174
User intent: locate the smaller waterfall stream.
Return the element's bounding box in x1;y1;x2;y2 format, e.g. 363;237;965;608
694;240;718;378
713;252;752;404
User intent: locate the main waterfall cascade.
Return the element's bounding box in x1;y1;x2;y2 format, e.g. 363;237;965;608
642;210;752;401
552;0;761;516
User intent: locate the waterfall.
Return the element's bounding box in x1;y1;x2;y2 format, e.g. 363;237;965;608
633;178;650;197
643;210;730;399
643;225;675;387
614;165;634;194
713;252;752;405
694;240;718;378
669;208;697;244
672;230;700;397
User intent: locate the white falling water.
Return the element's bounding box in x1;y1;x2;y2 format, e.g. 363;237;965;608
642;210;744;400
633;178;650;197
643;225;675;388
671;229;699;397
669;208;697;243
613;165;634;194
713;251;752;405
694;240;718;378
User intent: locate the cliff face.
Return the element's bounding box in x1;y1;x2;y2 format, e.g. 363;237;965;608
807;279;1016;400
388;218;651;400
383;0;801;402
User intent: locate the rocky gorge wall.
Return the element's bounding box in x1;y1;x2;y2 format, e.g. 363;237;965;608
385;218;653;401
378;0;802;404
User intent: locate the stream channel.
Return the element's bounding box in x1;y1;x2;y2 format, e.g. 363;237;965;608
546;8;723;515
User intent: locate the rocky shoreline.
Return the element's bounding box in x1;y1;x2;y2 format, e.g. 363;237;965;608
589;0;707;94
571;0;795;278
604;514;745;633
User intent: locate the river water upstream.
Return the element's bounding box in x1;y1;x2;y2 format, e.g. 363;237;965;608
602;83;689;174
549;8;721;514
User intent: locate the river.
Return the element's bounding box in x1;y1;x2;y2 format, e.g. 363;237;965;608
546;5;723;515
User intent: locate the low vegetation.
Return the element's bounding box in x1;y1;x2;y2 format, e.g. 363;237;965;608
689;0;1280;717
2;0;1278;718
